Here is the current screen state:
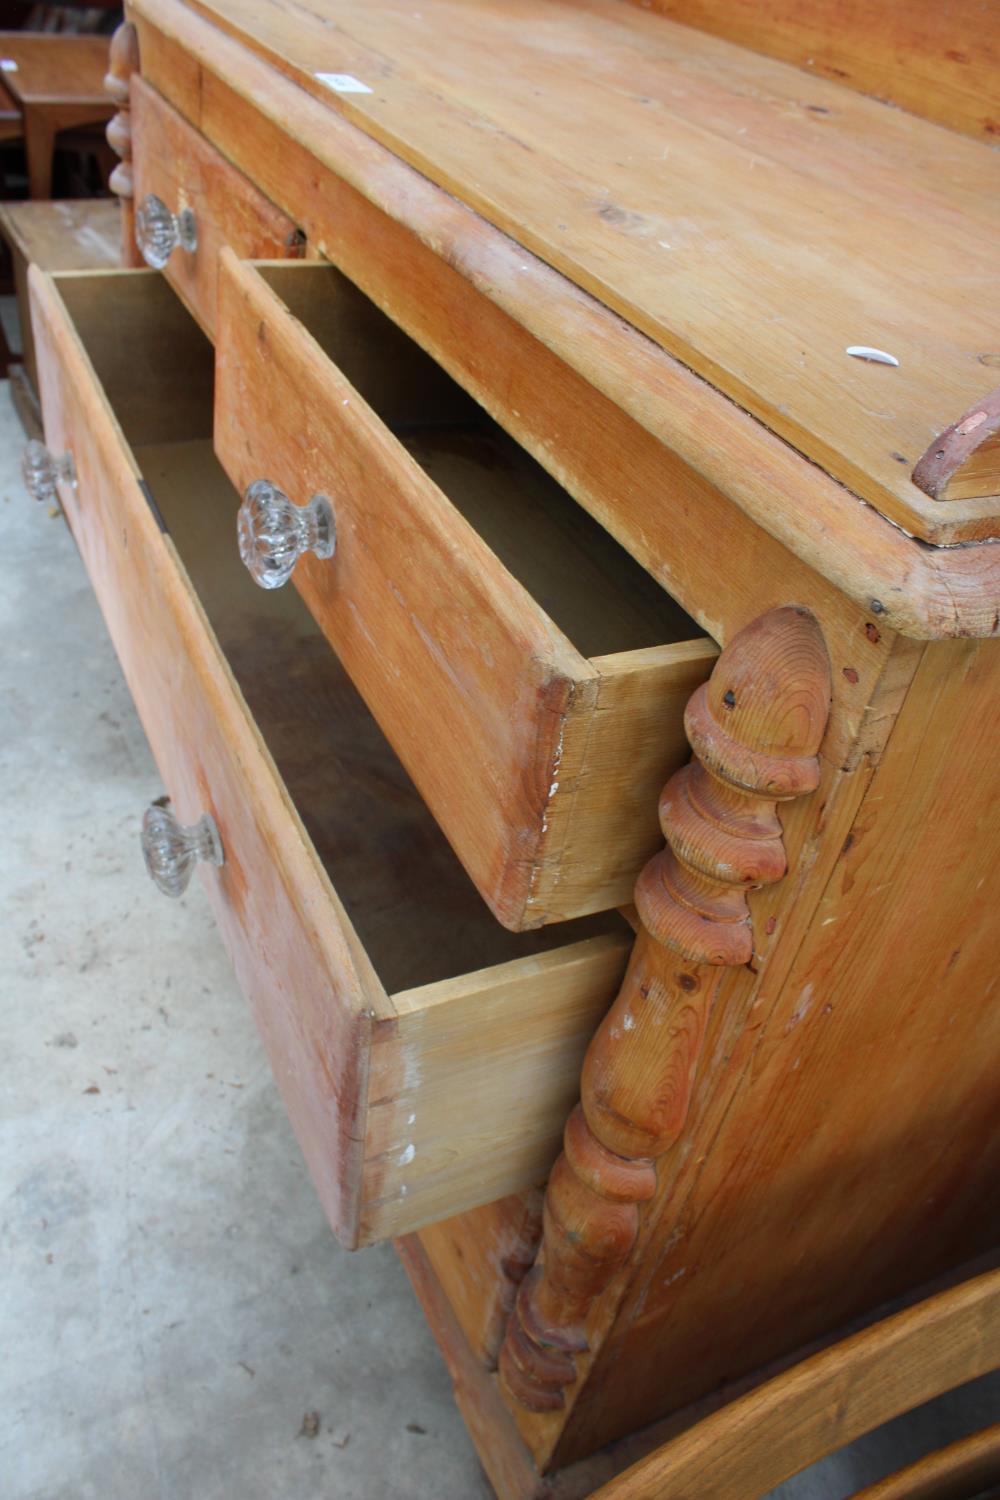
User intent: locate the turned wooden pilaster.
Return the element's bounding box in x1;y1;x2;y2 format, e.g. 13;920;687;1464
499;606;832;1412
104;22;142;268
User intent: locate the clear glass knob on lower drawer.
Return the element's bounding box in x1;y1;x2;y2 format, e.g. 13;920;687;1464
237;479;336;590
141;801;224;898
135;192;198;270
22;440;76;504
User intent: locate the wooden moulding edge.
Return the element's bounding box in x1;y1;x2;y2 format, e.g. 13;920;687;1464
130;0;1000;645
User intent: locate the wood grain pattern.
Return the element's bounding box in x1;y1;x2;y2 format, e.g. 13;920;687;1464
132;0;1000;634
554;630;1000;1463
67;6;1000;1487
500;608;831;1412
131;78;301;335
30;265;380;1248
113;3;1000;1485
543;645;722;922
0;199;119;397
129;440;634;1239
505;660;906;1467
181;0;1000;545
28;265;640;1247
135;440;616;992
362;935;632;1239
591;1263;1000;1500
396;1228;896;1500
913;385;1000;502
214;254;717;929
0;199;121;272
104;22;141;265
619;0;1000;144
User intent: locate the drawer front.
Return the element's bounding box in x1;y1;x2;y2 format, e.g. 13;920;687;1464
215;255;717;931
29;266;633;1247
30;265;380;1245
131;77;302;334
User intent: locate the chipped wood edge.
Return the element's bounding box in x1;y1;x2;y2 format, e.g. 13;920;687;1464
359;933;634;1244
499;607;832;1418
913;384;1000;502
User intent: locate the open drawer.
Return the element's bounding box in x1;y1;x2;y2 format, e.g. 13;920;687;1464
29;266;633;1248
215;255;718;931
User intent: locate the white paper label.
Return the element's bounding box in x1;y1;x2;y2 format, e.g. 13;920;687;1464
314;72;372;94
1;59;19;72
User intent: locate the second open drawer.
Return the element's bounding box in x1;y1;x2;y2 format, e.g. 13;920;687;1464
215;255;718;930
30;266;634;1248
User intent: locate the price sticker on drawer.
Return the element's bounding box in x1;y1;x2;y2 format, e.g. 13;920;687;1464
315;72;372;94
0;59;18;72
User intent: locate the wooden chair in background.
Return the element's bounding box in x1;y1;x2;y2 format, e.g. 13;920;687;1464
592;1265;1000;1500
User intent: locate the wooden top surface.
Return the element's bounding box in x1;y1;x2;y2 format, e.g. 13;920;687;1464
186;0;1000;544
0;33;109;107
0;198;120;269
617;0;1000;147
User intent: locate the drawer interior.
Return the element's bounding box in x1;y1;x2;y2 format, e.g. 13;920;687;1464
254;262;700;660
54;273;624;993
61;269;715;935
137;436;625;990
39;268;640;1243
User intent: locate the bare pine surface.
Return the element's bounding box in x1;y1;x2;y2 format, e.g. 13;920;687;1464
187;0;1000;543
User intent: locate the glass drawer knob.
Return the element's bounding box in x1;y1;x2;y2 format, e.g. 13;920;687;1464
237;479;336;590
23;440;75;504
135;192;198;270
141;801;224;899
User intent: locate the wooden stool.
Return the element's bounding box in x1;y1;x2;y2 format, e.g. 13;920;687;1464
0;196;118;433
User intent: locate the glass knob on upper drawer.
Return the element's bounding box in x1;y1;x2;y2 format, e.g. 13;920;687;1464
135;192;198;270
141;801;224;898
237;479;336;590
22;439;76;504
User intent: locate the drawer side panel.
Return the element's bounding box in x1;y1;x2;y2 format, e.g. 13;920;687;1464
362;932;632;1239
30;265;383;1248
215;252;590;931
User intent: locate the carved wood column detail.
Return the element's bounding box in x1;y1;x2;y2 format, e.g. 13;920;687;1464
104;22;142;268
499;606;832;1412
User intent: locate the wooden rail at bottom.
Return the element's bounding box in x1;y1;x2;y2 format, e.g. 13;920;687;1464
855;1420;1000;1500
591;1264;1000;1500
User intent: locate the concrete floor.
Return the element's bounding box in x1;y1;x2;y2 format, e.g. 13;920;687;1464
2;375;997;1499
0;383;492;1498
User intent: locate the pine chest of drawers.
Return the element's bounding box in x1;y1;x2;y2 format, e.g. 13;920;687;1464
27;1;1000;1492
